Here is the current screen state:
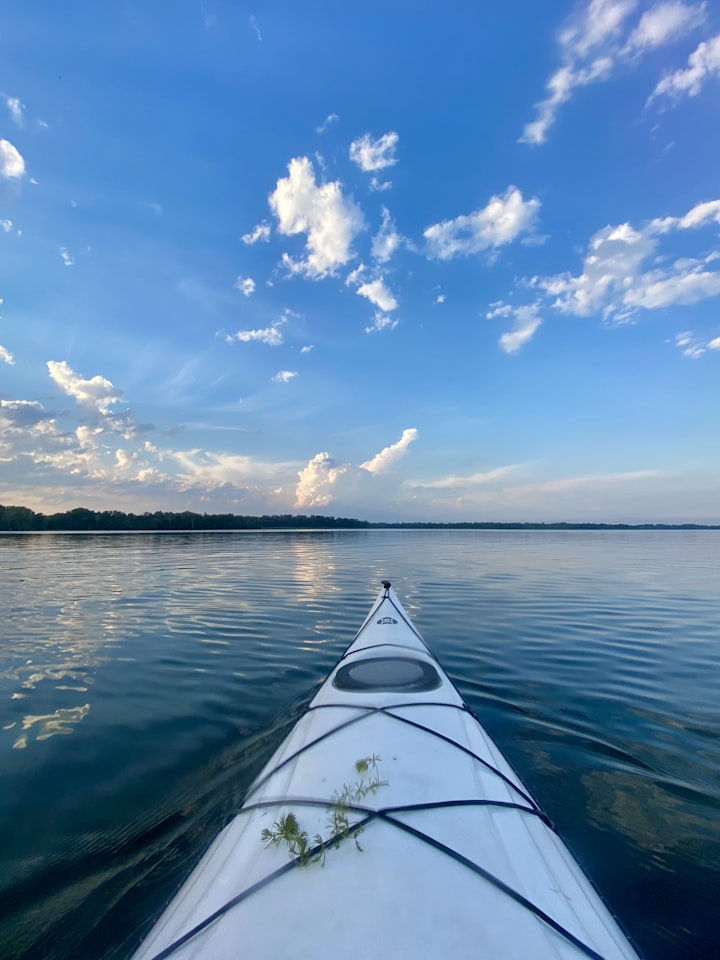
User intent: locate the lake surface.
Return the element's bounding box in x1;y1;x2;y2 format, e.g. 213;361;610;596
0;530;718;960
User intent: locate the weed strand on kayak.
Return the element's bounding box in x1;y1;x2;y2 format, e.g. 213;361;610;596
260;755;387;866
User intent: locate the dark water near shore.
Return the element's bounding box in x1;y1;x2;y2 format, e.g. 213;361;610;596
0;530;718;959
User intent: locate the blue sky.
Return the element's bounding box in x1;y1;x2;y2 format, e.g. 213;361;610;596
1;0;719;522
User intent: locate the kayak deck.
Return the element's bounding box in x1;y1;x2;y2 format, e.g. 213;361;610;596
131;583;642;960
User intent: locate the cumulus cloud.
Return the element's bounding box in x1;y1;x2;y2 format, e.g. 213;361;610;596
488;196;720;351
371;207;403;263
530;200;720;322
3;94;23;125
649;33;720;101
0;344;14;365
424;187;541;260
349;131;399;172
269;156;365;279
520;0;706;144
60;247;74;267
365;312;398;334
294;451;347;507
0;400;53;429
709;336;720;350
360;428;418;474
47;361;122;415
0;138;25;179
300;344;314;353
272;370;297;382
235;276;255;296
1;219;14;232
241;221;271;244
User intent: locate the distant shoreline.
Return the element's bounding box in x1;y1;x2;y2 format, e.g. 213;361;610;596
1;505;718;532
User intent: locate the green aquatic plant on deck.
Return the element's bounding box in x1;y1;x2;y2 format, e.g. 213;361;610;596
261;755;388;867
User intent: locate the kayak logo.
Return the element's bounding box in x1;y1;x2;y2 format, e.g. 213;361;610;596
377;616;398;625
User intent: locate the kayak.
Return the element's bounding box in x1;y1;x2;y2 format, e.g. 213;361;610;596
131;582;642;960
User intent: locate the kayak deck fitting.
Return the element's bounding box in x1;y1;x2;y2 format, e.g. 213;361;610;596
131;582;642;960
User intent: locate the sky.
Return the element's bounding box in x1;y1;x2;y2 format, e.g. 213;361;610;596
1;0;719;523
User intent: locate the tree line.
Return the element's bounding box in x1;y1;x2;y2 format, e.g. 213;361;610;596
0;504;717;532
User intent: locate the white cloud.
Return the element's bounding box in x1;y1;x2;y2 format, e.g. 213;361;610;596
424;187;541;260
0;345;16;365
413;465;518;490
316;112;339;134
649;33;720;101
529;200;720;322
269;156;365;278
272;370;297;383
0;138;25;179
709;336;720;350
228;326;283;345
625;1;706;54
435;294;446;304
60;247;74;267
47;361;123;415
3;94;23;125
369;177;393;192
360;428;418;474
0;399;54;429
300;344;314;353
357;278;398;311
520;0;706;144
674;330;706;357
294;452;347;508
235;275;255;296
241;221;271;244
365;312;398;333
371;207;403;263
249;14;261;40
489;304;543;354
1;219;14;232
487;197;720;351
349;132;399;172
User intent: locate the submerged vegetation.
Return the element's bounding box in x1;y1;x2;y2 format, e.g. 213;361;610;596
1;504;717;532
261;755;388;866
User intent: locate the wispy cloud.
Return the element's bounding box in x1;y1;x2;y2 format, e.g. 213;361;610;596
0;345;14;365
520;0;707;144
349;131;399;172
649;32;720;102
0;138;25;179
241;221;271;244
234;275;255;296
488;303;544;354
269;156;365;278
249;14;262;40
3;94;23;125
0;219;13;232
365;311;398;333
371;207;404;263
59;247;74;267
424;187;541;260
316;112;339;134
227;326;283;345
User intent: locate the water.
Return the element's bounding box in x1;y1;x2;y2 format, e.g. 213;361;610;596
0;530;718;960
